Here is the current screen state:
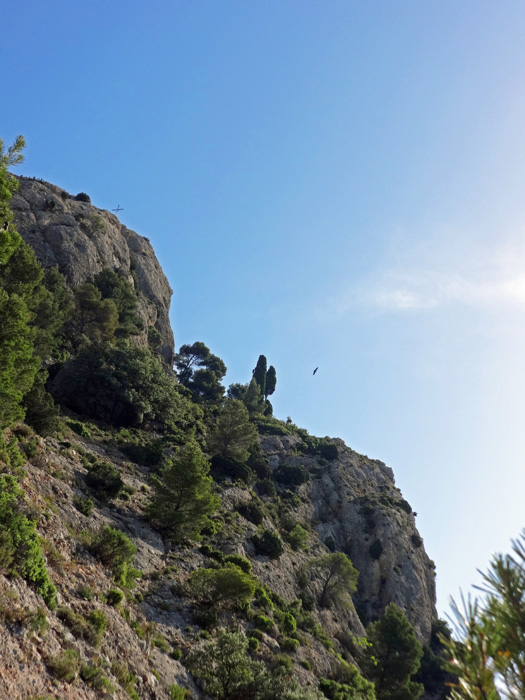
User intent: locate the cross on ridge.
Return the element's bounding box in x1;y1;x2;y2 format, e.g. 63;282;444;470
112;205;123;214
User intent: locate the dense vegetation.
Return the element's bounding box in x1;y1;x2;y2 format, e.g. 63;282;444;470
0;136;456;699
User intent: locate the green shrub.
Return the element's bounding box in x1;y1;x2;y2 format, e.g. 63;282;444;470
199;544;224;562
73;495;94;516
273;654;294;673
106;588;124;606
169;685;191;699
319;667;376;700
280;636;300;651
238;501;265;525
68;420;91;438
27;607;48;636
252;530;283;559
152;635;171;653
274;463;310;486
248;636;259;651
256;478;277;497
80;664;113;691
0;474;56;608
210;454;254;483
325;536;336;552
286;524;309;551
281;612;297;635
75;192;91;202
223;554;252;574
120;440;164;468
90;525;137;582
111;661;139;698
57;606;106;646
254;587;274;610
193;605;219;629
411;533;422;548
254;614;274;633
78;584;94;601
397;498;412;514
86;461;123;500
170;647;182;660
47;648;80;682
301;659;312;670
189;564;256;607
86;610;107;635
281;489;302;506
319;443;338;461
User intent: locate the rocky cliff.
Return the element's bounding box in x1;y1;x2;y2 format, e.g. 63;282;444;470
0;175;440;699
260;435;436;642
0;427;437;699
10;176;174;365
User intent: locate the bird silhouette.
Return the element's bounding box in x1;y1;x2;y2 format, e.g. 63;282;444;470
313;367;318;375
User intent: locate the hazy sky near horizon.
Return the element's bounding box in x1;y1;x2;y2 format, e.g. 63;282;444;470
5;0;525;617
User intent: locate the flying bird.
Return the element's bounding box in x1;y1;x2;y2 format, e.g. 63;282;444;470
313;367;318;375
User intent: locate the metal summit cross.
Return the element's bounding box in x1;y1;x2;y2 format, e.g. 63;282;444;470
112;205;123;214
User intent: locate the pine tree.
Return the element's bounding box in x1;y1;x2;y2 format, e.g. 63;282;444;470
0;136;40;429
206;398;258;461
441;531;525;699
147;441;219;543
0;135;24;264
307;552;359;609
362;603;423;700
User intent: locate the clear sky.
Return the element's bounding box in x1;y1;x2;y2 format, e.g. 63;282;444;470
5;0;525;617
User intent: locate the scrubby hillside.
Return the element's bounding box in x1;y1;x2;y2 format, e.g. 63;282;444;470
0;139;448;699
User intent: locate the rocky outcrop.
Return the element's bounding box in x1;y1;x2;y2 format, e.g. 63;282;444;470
10;176;174;365
260;435;436;642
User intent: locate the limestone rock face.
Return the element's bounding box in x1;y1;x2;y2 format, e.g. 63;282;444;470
260;435;437;642
10;176;174;365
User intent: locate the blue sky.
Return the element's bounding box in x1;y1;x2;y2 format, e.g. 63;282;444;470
5;0;525;616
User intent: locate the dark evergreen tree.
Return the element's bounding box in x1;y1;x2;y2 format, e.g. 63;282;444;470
307;552;359;609
206;398;258;462
244;377;265;415
362;603;423;700
0;136;40;429
66;283;119;347
147;441;220;543
0;290;39;429
265;365;277;399
252;355;267;397
0;135;24;264
174;341;227;402
93;268;143;338
52;341;199;430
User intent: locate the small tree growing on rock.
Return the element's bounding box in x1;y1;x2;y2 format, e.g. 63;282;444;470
147;441;219;544
307;552;359;609
206;398;258;463
188;564;256;608
361;602;423;700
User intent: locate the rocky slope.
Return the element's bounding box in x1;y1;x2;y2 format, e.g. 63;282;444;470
10;176;174;365
260;435;436;642
0;423;437;699
1;176;439;698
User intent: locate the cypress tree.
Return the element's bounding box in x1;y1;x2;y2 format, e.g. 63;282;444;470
252;355;267;397
265;365;276;399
